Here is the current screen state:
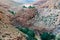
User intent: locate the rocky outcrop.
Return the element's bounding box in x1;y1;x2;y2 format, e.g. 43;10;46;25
0;7;26;40
11;8;38;27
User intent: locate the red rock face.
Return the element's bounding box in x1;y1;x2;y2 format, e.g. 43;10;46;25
0;12;3;20
0;7;13;25
17;9;36;27
11;8;37;27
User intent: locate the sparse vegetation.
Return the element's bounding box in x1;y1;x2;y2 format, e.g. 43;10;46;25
40;32;55;40
23;6;27;8
28;6;35;8
16;27;37;40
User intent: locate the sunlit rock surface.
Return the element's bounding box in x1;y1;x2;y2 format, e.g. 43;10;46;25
0;7;26;40
0;0;60;40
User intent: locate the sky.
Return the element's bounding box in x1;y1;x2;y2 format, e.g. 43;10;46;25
13;0;37;4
